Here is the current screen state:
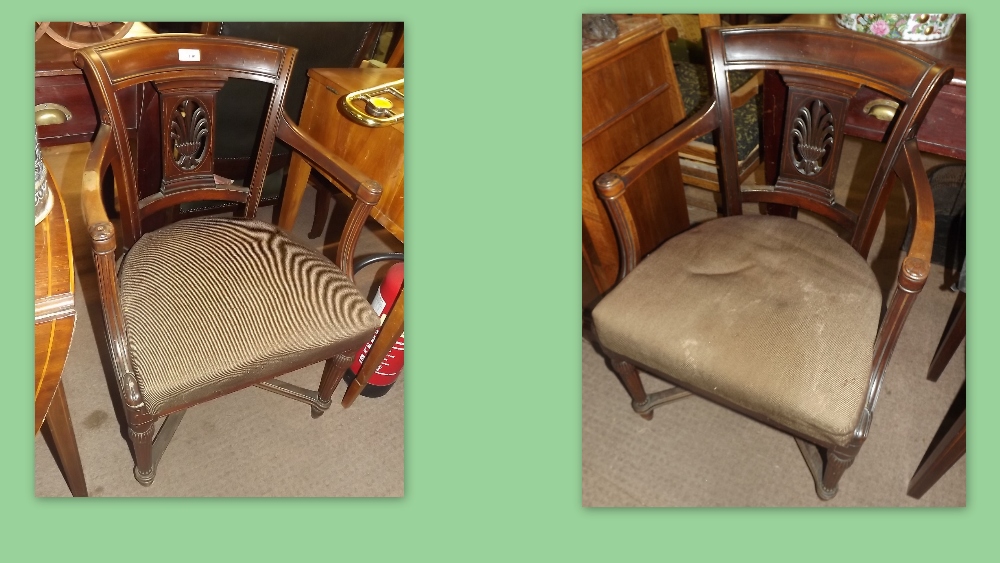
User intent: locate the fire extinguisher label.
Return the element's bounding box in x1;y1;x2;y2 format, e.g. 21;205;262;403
366;334;404;386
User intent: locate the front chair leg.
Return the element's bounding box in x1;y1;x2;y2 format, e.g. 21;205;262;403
795;439;856;500
820;449;856;500
129;419;156;486
610;358;653;420
313;354;353;418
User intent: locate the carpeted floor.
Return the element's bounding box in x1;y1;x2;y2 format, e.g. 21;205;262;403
582;138;967;506
35;142;404;497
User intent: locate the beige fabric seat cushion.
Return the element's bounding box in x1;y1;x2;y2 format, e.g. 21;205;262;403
593;215;882;446
119;217;379;415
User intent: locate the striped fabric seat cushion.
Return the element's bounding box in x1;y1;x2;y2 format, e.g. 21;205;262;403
118;217;379;415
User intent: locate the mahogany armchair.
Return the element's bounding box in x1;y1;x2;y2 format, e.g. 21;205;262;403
75;35;381;486
591;26;953;500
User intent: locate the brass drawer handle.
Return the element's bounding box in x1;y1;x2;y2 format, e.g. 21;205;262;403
35;103;73;126
863;99;899;122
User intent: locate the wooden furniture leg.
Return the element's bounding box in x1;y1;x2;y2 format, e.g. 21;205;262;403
277;152;313;231
309;190;332;239
908;410;966;499
928;293;966;382
43;381;88;497
342;289;403;408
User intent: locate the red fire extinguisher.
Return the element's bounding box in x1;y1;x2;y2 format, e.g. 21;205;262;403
345;262;404;397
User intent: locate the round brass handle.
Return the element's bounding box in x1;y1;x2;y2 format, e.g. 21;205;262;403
35;103;72;126
863;99;899;122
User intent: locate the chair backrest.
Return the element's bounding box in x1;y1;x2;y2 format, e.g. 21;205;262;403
75;35;297;248
704;25;953;257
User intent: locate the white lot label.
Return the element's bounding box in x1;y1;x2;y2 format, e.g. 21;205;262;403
178;49;201;61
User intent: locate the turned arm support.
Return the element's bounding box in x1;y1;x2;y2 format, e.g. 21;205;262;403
275;110;382;283
857;139;935;440
595;100;720;281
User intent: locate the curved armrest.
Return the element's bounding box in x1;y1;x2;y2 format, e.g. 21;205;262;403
594;99;720;281
606;98;720;189
82;123;115;253
275;110;383;283
275;110;381;204
857;139;935;440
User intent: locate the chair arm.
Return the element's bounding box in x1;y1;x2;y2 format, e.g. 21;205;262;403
607;98;719;187
275;109;381;205
275;110;383;283
81;124;146;412
594;100;719;281
857;140;935;440
82;124;115;253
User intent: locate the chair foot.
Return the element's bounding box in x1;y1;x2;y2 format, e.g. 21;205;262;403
310;399;332;419
795;438;855;501
134;465;156;487
128;421;156;486
610;358;650;419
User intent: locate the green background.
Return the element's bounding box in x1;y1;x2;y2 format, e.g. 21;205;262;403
5;2;991;559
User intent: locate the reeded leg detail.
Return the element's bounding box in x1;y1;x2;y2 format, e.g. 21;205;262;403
313;354;353;418
819;450;855;501
129;421;156;486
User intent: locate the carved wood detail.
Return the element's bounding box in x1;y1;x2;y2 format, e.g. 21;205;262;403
774;83;851;205
170;98;209;170
156;81;224;193
791;99;834;176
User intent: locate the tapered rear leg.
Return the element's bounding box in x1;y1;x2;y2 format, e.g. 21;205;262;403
610;358;653;420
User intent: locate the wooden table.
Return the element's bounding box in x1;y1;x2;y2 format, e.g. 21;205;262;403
35;167;87;497
278;67;404;241
769;15;966;165
277;67;404;407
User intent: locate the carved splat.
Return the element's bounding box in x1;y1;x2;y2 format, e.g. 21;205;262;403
156;80;225;193
170;99;209;170
791;99;834;176
774;77;853;205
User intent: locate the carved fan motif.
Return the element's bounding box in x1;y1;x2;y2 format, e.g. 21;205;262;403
791;99;835;176
169;99;209;170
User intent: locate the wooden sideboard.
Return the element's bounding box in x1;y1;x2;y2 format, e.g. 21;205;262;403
34;24;156;146
582;15;690;306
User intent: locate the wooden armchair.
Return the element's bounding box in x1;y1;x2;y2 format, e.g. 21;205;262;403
75;35;382;486
591;26;953;499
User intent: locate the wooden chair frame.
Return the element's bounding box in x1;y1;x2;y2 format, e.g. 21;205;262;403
594;25;953;499
75;35;382;485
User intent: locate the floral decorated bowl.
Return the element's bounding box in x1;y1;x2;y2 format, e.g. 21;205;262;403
836;14;960;43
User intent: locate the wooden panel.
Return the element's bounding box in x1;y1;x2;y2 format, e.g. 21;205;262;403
582;16;689;295
844;84;966;160
582;33;670;137
35;74;98;146
300;68;404;240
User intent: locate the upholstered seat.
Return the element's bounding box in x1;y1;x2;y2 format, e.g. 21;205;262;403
593;215;882;446
118;217;378;415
